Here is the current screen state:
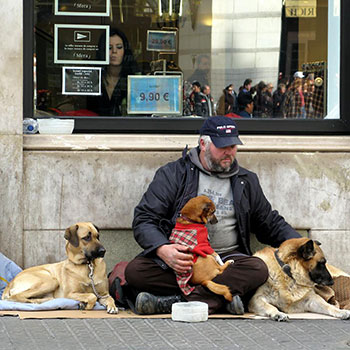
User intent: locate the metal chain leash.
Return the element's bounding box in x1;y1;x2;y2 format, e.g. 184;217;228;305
88;262;108;300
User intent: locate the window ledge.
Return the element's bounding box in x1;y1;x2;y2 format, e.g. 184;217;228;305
23;134;350;152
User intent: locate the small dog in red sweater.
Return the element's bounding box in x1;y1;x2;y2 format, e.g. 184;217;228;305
169;195;233;301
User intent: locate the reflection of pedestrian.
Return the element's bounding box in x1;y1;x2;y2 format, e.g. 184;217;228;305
190;81;209;117
237;79;252;110
283;78;305;118
261;83;273;118
87;28;139;116
201;84;215;116
237;94;254;118
304;79;315;118
273;83;286;118
253;81;266;117
216;84;237;115
187;55;210;87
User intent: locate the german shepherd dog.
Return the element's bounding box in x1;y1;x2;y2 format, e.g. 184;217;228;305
2;222;118;314
248;237;350;321
169;195;233;301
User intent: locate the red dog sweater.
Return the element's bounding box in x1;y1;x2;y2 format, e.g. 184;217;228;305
169;222;214;295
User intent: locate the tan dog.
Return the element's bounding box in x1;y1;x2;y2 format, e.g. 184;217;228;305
248;237;350;321
169;195;233;301
2;222;118;314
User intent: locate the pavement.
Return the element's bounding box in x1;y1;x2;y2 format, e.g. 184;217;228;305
1;316;350;350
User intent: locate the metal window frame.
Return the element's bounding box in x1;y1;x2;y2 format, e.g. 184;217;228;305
23;0;350;135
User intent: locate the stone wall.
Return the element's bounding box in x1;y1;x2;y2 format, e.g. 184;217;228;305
21;135;350;273
0;0;349;277
0;0;24;266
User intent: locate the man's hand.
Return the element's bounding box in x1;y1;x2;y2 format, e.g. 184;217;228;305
156;244;193;274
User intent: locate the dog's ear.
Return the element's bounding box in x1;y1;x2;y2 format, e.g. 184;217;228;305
64;224;80;248
200;203;212;224
92;223;99;232
297;239;316;260
314;240;321;246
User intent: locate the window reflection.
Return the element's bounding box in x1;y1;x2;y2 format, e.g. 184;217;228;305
34;0;332;120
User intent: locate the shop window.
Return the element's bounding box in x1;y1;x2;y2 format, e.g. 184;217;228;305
24;0;350;134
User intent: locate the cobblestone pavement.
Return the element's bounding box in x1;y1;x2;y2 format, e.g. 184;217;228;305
1;317;350;350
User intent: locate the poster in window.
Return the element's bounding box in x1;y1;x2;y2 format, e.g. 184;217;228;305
62;67;101;95
147;30;177;53
54;24;109;64
127;75;182;115
55;0;110;16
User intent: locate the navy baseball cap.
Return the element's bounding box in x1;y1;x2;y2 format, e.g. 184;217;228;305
199;116;243;148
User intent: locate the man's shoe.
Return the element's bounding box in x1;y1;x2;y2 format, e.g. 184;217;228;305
135;292;183;314
226;295;244;315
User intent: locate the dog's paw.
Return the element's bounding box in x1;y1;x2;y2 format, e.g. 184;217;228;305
338;310;350;320
271;312;289;322
78;302;87;310
107;305;119;314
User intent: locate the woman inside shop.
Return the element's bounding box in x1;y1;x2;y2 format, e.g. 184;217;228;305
87;27;139;116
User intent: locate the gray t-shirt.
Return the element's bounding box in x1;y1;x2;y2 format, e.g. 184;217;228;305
197;172;239;253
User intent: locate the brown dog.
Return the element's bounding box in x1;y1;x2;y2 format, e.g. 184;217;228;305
2;222;118;314
169;195;233;301
248;237;350;321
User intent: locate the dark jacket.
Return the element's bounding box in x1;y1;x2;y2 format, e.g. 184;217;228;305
273;90;285;117
132;148;300;268
216;90;237;115
237;89;251;110
194;92;210;117
87;75;128;116
237;110;252;118
261;91;273;117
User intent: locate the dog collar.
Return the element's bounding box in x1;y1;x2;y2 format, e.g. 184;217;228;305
178;214;205;225
274;250;294;281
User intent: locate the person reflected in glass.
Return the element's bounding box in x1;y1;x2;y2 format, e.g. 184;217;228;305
190;81;209;117
201;84;215;116
261;83;274;118
283;77;306;119
187;54;210;88
237;78;252;110
253;81;267;118
87;28;139;116
237;94;254;118
273;83;286;118
303;79;315;119
216;84;237;116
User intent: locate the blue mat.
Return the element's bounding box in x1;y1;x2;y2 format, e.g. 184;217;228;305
0;298;105;311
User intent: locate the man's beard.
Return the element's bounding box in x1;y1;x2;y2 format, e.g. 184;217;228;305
204;147;233;173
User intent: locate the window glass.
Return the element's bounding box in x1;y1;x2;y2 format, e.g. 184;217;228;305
33;0;338;120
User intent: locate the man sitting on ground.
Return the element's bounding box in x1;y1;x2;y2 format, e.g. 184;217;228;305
125;116;300;315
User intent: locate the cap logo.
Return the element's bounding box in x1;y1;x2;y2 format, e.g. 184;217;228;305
216;124;236;134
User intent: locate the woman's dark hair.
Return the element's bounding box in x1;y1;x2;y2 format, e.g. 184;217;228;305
98;27;139;77
257;81;267;92
243;78;252;87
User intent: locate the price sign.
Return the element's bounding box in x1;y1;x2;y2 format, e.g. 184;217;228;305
62;67;101;95
147;30;177;53
127;75;182;115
